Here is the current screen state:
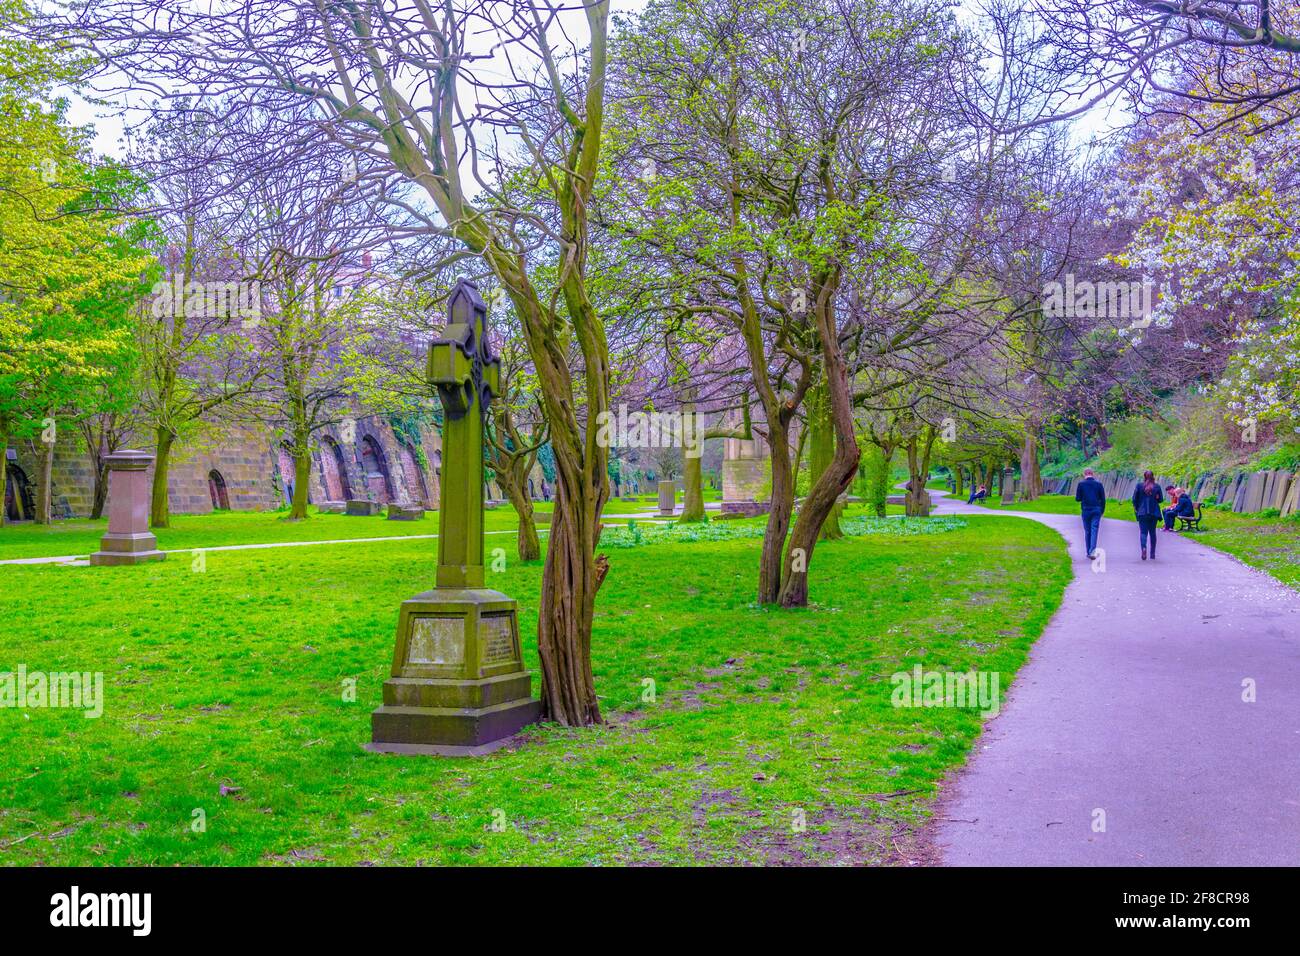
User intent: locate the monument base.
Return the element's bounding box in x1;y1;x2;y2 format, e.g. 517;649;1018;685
363;739;528;757
720;501;770;517
89;532;166;566
369;588;542;754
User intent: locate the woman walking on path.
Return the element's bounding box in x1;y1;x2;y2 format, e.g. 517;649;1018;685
1132;470;1164;560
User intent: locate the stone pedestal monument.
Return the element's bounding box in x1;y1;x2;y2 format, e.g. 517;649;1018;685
89;450;165;566
368;280;542;756
722;432;769;516
657;480;676;517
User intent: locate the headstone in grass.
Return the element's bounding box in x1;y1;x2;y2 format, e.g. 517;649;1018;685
386;503;425;520
368;279;541;756
88;451;165;566
657;480;676;516
346;499;382;516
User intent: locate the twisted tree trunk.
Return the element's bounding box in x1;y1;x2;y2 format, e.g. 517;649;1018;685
807;381;844;541
778;274;860;607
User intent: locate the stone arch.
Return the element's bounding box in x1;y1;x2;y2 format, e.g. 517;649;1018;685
4;462;34;521
207;469;231;510
359;434;394;503
396;441;430;508
319;435;351;501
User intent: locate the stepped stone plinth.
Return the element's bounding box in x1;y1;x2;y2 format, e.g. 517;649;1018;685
89;451;165;566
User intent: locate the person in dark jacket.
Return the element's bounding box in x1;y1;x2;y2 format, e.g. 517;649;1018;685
1075;468;1106;559
1164;487;1195;530
1132;470;1165;560
967;484;988;504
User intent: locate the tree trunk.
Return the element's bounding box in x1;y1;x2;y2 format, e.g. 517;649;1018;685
290;443;312;520
150;427;175;528
679;444;706;522
778;277;861;607
757;416;796;605
904;431;936;517
865;442;890;517
91;456;109;519
807;382;844;540
502;478;541;561
0;425;8;526
535;477;605;725
954;465;965;499
34;434;54;524
1019;430;1042;501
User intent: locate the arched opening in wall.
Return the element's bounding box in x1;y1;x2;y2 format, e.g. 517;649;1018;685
359;435;394;503
319;435;351;501
277;445;296;506
4;463;35;522
396;442;430;507
208;469;231;510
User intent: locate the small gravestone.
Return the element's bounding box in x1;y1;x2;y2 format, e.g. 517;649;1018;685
1270;471;1291;510
386;503;425;521
1240;471;1267;513
89;451;166;566
317;501;345;514
346;499;382;516
657;480;676;516
368;280;541;756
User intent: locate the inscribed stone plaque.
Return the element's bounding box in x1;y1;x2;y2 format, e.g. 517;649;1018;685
482;613;517;664
407;616;464;666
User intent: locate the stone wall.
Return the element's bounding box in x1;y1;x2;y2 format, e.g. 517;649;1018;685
5;415;442;520
1045;468;1300;517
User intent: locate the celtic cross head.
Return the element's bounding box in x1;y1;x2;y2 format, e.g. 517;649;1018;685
428;279;501;421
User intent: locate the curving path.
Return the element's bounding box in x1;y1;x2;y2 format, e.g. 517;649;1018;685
928;488;1300;866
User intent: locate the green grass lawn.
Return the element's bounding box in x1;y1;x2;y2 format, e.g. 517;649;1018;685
977;493;1300;591
0;492;899;562
0;511;1068;865
0;496;679;561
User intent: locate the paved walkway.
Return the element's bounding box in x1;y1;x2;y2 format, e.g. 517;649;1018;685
929;489;1300;865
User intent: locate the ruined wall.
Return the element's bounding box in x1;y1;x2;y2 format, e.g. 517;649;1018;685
5;414;442;520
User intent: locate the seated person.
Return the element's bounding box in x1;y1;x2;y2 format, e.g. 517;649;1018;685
1161;485;1177;528
1165;487;1195;530
967;484;988;504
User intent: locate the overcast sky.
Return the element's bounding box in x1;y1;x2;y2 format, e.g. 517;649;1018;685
63;1;1124;164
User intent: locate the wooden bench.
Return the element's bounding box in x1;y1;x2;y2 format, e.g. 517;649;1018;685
1177;503;1204;532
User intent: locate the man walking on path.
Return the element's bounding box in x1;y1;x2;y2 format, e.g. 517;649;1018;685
1075;468;1106;559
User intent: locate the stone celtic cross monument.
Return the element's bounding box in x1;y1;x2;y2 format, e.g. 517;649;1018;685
89;450;165;566
368;280;542;756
